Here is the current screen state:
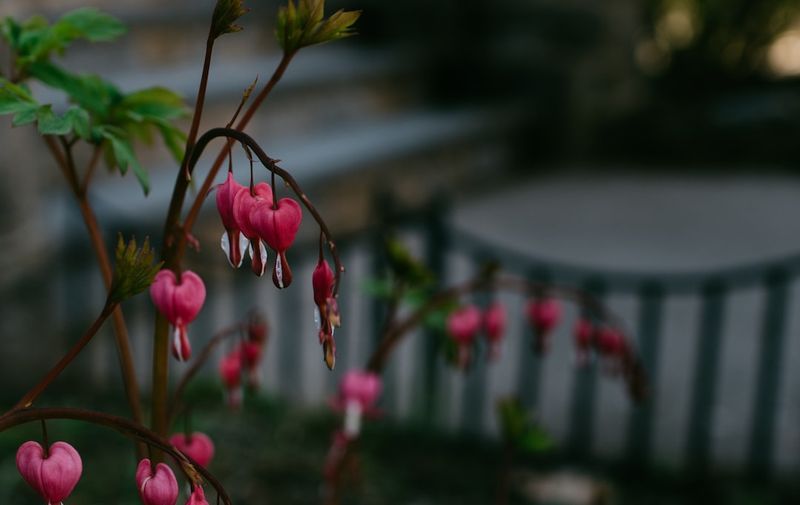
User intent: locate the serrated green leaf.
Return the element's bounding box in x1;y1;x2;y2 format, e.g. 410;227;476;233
37;105;72;135
99;127;150;194
12;106;40;126
64;106;91;139
0;79;38;115
119;87;188;121
155;120;187;163
58;8;126;42
28;61;121;118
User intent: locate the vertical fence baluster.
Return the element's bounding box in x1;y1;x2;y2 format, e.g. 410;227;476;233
459;255;493;434
370;193;395;410
747;269;789;478
278;270;303;400
516;268;552;412
421;194;449;424
567;278;606;460
626;281;664;466
686;280;726;473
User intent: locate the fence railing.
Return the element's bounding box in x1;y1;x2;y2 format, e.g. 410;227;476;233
5;193;799;479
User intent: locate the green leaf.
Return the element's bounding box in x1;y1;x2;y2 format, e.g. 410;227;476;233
36;105;72;135
211;0;249;39
0;79;38;115
98;127;150;194
64;106;91;139
27;61;121;118
155;120;188;163
0;17;22;48
58;8;126;42
109;235;162;304
119;87;188;121
12;106;40;126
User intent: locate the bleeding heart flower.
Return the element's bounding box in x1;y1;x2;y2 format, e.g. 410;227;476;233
526;298;562;354
336;370;382;437
150;269;206;362
483;302;506;360
596;327;625;357
574;318;595;365
313;258;339;369
239;341;264;387
16;440;82;504
232;182;273;276
136;459;178;505
169;432;215;468
447;305;482;368
216;172;249;268
250;197;302;289
186;485;210;505
219;350;243;408
247;311;268;345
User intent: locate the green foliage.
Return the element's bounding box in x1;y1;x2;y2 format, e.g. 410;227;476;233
276;0;360;53
384;237;435;288
109;235;162;304
497;398;554;454
211;0;249;39
0;8;188;194
1;8;125;70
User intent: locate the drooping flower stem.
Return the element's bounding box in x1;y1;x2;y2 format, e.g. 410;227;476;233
181;127;345;292
0;407;232;505
42;136;145;456
153;52;296;447
13;301;116;410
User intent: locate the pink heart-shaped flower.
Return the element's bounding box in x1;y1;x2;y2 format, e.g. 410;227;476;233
149;270;206;326
216;172;248;268
526;298;562;334
250;197;302;288
186;485;210;505
169;432;215;468
232;183;272;276
483;303;506;343
340;370;382;410
136;459;179;505
150;269;206;361
447;305;482;344
16;441;82;504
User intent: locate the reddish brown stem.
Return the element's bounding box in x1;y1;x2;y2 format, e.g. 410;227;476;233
181;127;345;294
167;324;243;424
14;302;116;410
0;407;232;505
44;137;146;455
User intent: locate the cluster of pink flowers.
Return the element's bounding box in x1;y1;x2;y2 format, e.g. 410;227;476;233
218;312;269;408
216;172;302;287
15;440;210;505
446;297;631;369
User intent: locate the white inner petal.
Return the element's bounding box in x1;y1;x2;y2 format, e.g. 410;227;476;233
275;254;284;288
343;400;363;437
314;307;321;330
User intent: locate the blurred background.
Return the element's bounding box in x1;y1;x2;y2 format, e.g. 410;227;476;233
1;0;800;503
